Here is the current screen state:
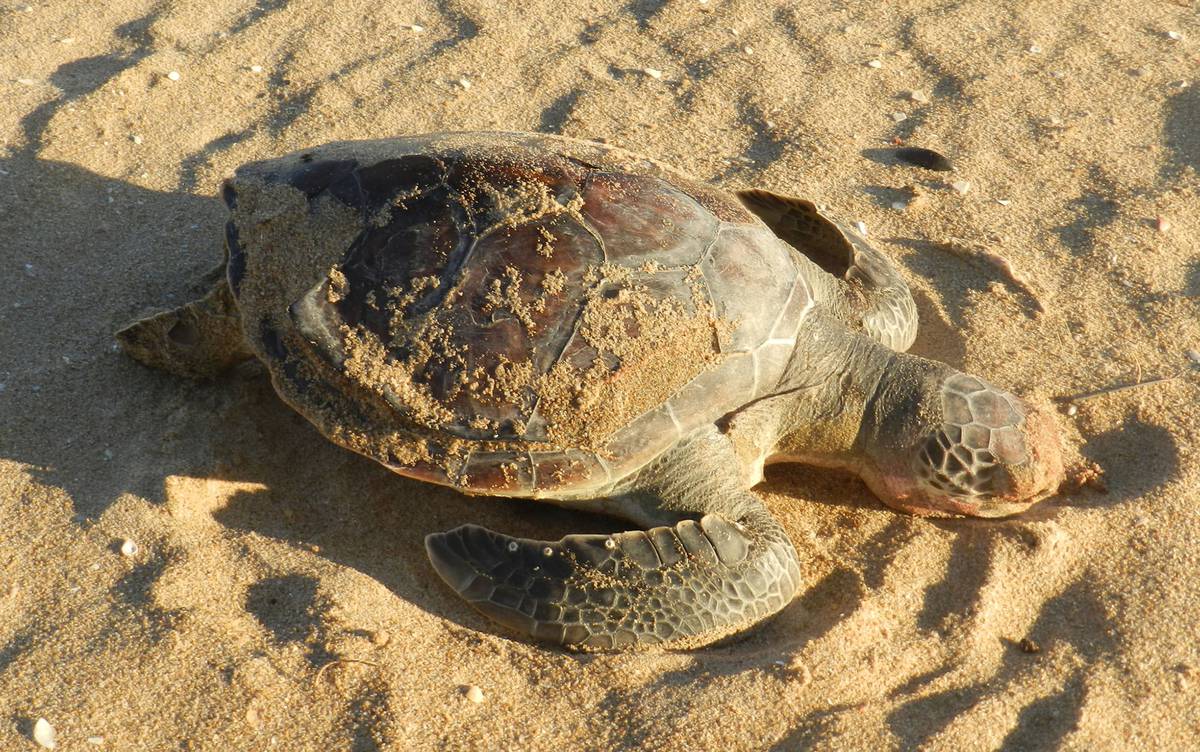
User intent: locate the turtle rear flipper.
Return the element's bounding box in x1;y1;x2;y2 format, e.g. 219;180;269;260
116;269;252;379
737;188;918;352
424;428;801;650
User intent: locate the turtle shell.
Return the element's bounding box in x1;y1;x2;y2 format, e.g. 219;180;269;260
224;132;812;499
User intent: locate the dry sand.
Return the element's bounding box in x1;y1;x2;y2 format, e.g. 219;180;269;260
2;0;1200;749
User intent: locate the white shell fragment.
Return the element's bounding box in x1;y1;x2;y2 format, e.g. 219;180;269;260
950;180;971;195
910;90;929;103
465;685;485;703
131;134;142;144
866;59;883;69
854;221;869;236
457;77;472;90
249;65;263;73
400;23;425;32
1156;216;1172;233
166;71;181;81
1167;31;1183;41
1028;44;1042;54
120;538;139;557
643;67;663;79
890;111;908;122
34;718;57;749
1186;349;1200;366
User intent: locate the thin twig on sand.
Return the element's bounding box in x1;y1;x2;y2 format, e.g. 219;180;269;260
1057;375;1180;404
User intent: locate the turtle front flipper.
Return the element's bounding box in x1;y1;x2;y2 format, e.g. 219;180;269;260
736;188;918;352
425;430;801;650
116;267;253;379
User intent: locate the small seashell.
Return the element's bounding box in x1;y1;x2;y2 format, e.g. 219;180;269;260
17;78;36;85
997;199;1011;206
866;59;883;69
894;146;954;171
166;71;181;81
890;111;907;122
400;23;424;32
1066;404;1078;416
1028;44;1042;54
1156;216;1171;233
131;134;142;144
950;180;971;195
120;538;138;557
909;90;929;103
465;685;485;703
33;718;57;749
643;67;663;79
1186;349;1200;366
249;65;263;73
854;221;868;236
457;77;471;90
1167;31;1183;41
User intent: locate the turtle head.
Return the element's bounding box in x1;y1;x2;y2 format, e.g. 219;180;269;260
857;359;1064;518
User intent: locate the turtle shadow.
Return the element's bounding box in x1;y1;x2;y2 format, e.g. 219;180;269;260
0;156;226;521
1073;414;1178;508
907;286;968;370
1164;85;1200;177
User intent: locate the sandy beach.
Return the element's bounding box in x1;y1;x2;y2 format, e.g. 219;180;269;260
2;0;1199;748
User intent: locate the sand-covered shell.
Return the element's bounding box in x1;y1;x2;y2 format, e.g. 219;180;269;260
224;132;811;499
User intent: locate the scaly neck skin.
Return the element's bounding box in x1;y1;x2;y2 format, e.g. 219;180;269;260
727;314;896;478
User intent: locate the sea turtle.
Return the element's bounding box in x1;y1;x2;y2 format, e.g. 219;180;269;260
117;131;1064;650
